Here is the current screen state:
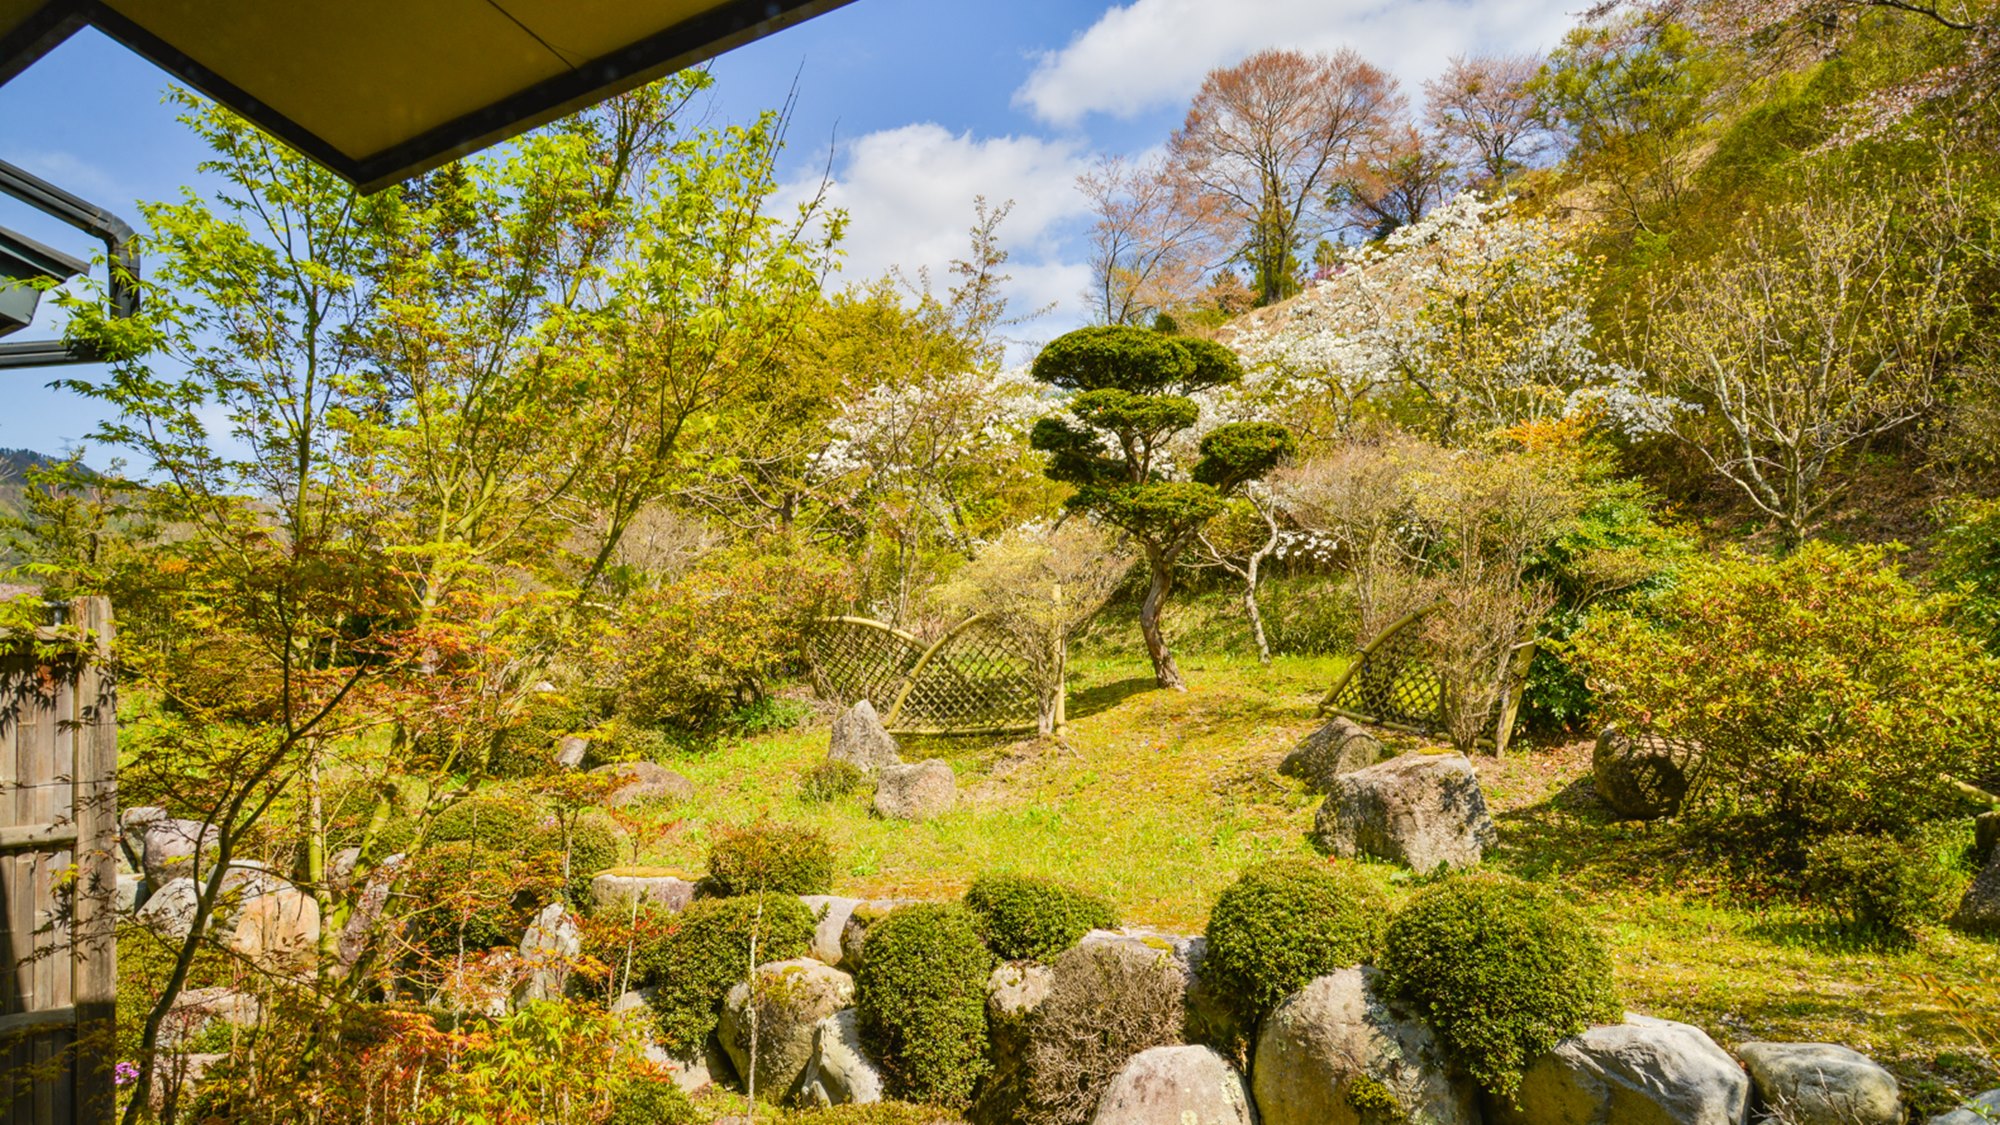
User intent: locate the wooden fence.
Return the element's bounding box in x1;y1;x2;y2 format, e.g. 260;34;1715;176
0;597;116;1125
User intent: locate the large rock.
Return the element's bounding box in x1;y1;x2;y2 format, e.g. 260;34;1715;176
1593;726;1699;821
873;759;956;821
121;806;169;872
589;761;694;808
1076;928;1237;1047
612;989;719;1093
517;902;581;1003
1020;936;1192;1125
229;884;322;970
142;818;217;886
1313;752;1497;872
136;877;201;940
1932;1089;2000;1125
1282;716;1388;792
972;961;1056;1125
800;1008;884;1107
161;986;262;1048
1738;1042;1902;1125
1093;1045;1256;1125
1975;811;2000;866
829;700;900;773
1953;843;2000;935
117;873;146;914
800;895;866;965
718;959;856;1104
1253;967;1480;1125
591;871;699;915
1488;1013;1748;1125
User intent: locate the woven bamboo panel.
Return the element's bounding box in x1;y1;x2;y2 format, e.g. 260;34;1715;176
809;616;1038;735
1326;609;1446;733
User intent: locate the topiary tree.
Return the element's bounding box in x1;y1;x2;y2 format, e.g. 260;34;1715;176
633;893;815;1057
1200;859;1388;1040
1029;325;1296;689
706;820;836;896
963;874;1118;963
854;903;995;1108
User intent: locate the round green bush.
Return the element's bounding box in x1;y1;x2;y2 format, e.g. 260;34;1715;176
605;1075;701;1125
1805;830;1965;939
1202;859;1388;1030
633;893;815;1057
707;820;836;896
397;841;559;968
963;874;1117;963
855;903;994;1108
430;796;540;851
537;819;625;907
799;758;869;804
1381;873;1621;1102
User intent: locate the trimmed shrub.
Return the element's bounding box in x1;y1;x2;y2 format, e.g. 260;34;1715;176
1804;831;1965;939
1381;874;1620;1102
1201;859;1388;1031
605;1076;701;1125
538;819;625;907
1023;938;1188;1125
963;874;1117;963
854;904;994;1108
799;759;869;804
707;820;836;896
633;893;814;1057
430;796;540;852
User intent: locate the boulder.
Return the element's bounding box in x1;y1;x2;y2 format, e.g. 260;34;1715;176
1932;1089;2000;1125
554;735;589;771
980;959;1056;1120
829;700;900;773
589;761;694;808
1593;726;1699;820
873;759;956;821
1093;1045;1256;1125
1738;1042;1902;1125
591;870;699;916
120;806;169;872
142;818;217;886
1282;716;1388;792
136;877;201;940
611;989;719;1094
1954;843;2000;935
213;863;291;929
800;895;865;966
1488;1013;1748;1125
1253;967;1480;1125
336;853;405;966
1976;811;2000;866
116;872;146;914
800;1008;884;1106
517;902;581;1003
1076;928;1236;1047
229;884;321;970
718;959;856;1104
1313;752;1497;872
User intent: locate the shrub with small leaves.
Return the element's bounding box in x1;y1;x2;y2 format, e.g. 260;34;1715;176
430;796;539;852
1202;859;1388;1032
799;759;869;804
1805;830;1965;939
855;904;994;1108
1381;873;1620;1102
539;819;624;906
397;841;559;968
963;874;1118;963
707;820;836;896
633;893;815;1057
605;1075;701;1125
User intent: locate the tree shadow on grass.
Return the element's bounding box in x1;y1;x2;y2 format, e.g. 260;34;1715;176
1487;777;1701;896
1065;676;1158;721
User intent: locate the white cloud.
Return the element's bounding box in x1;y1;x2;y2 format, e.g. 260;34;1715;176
782;123;1097;347
1016;0;1578;126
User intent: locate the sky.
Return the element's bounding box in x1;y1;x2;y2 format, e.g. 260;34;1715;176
0;0;1579;457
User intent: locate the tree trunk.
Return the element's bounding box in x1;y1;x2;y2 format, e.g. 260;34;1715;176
1139;557;1186;690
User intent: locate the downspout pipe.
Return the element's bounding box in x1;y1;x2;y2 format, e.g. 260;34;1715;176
0;156;139;368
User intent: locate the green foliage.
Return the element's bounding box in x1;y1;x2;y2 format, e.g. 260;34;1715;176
1804;830;1966;940
634;893;815;1057
1202;859;1389;1030
854;904;995;1108
799;759;870;804
706;820;836;896
431;796;540;852
1382;874;1621;1101
604;1076;701;1125
1933;496;2000;655
601;542;849;735
540;819;623;905
398;841;560;966
1567;543;2000;848
963;874;1118;963
1192;422;1299;493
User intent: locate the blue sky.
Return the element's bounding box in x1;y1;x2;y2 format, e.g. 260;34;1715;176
0;0;1578;456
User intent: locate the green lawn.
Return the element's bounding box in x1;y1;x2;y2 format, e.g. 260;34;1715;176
646;651;2000;1114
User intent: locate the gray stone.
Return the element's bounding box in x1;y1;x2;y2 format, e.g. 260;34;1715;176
1594;725;1699;820
1313;752;1497;872
329;846;362;897
142;818;217;886
1738;1042;1902;1125
1488;1013;1749;1125
591;871;698;915
980;958;1057;1123
1956;844;2000;935
719;959;855;1104
1931;1088;2000;1125
116;873;145;914
1282;716;1388;792
610;989;719;1094
589;761;694;808
1976;812;2000;866
800;1008;884;1106
229;883;321;970
800;895;864;965
555;735;589;770
121;806;169;872
1093;1045;1256;1125
517;902;581;1003
829;700;900;773
1253;967;1480;1125
872;759;956;821
337;853;405;966
136;877;201;940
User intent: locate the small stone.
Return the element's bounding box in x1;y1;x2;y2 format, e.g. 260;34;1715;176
829;700;901;773
801;1008;884;1106
590;871;699;915
588;761;694;808
517;902;581;1003
1593;726;1699;820
1313;752;1497;872
800;895;864;965
1738;1041;1902;1125
872;759;956;821
718;959;856;1103
554;735;589;771
1093;1044;1256;1125
1931;1088;2000;1125
1489;1013;1748;1125
1281;716;1388;792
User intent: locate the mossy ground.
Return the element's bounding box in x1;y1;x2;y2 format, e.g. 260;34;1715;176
649;651;1999;1116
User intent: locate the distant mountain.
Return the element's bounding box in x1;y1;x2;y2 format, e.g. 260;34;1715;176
0;447;92;520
